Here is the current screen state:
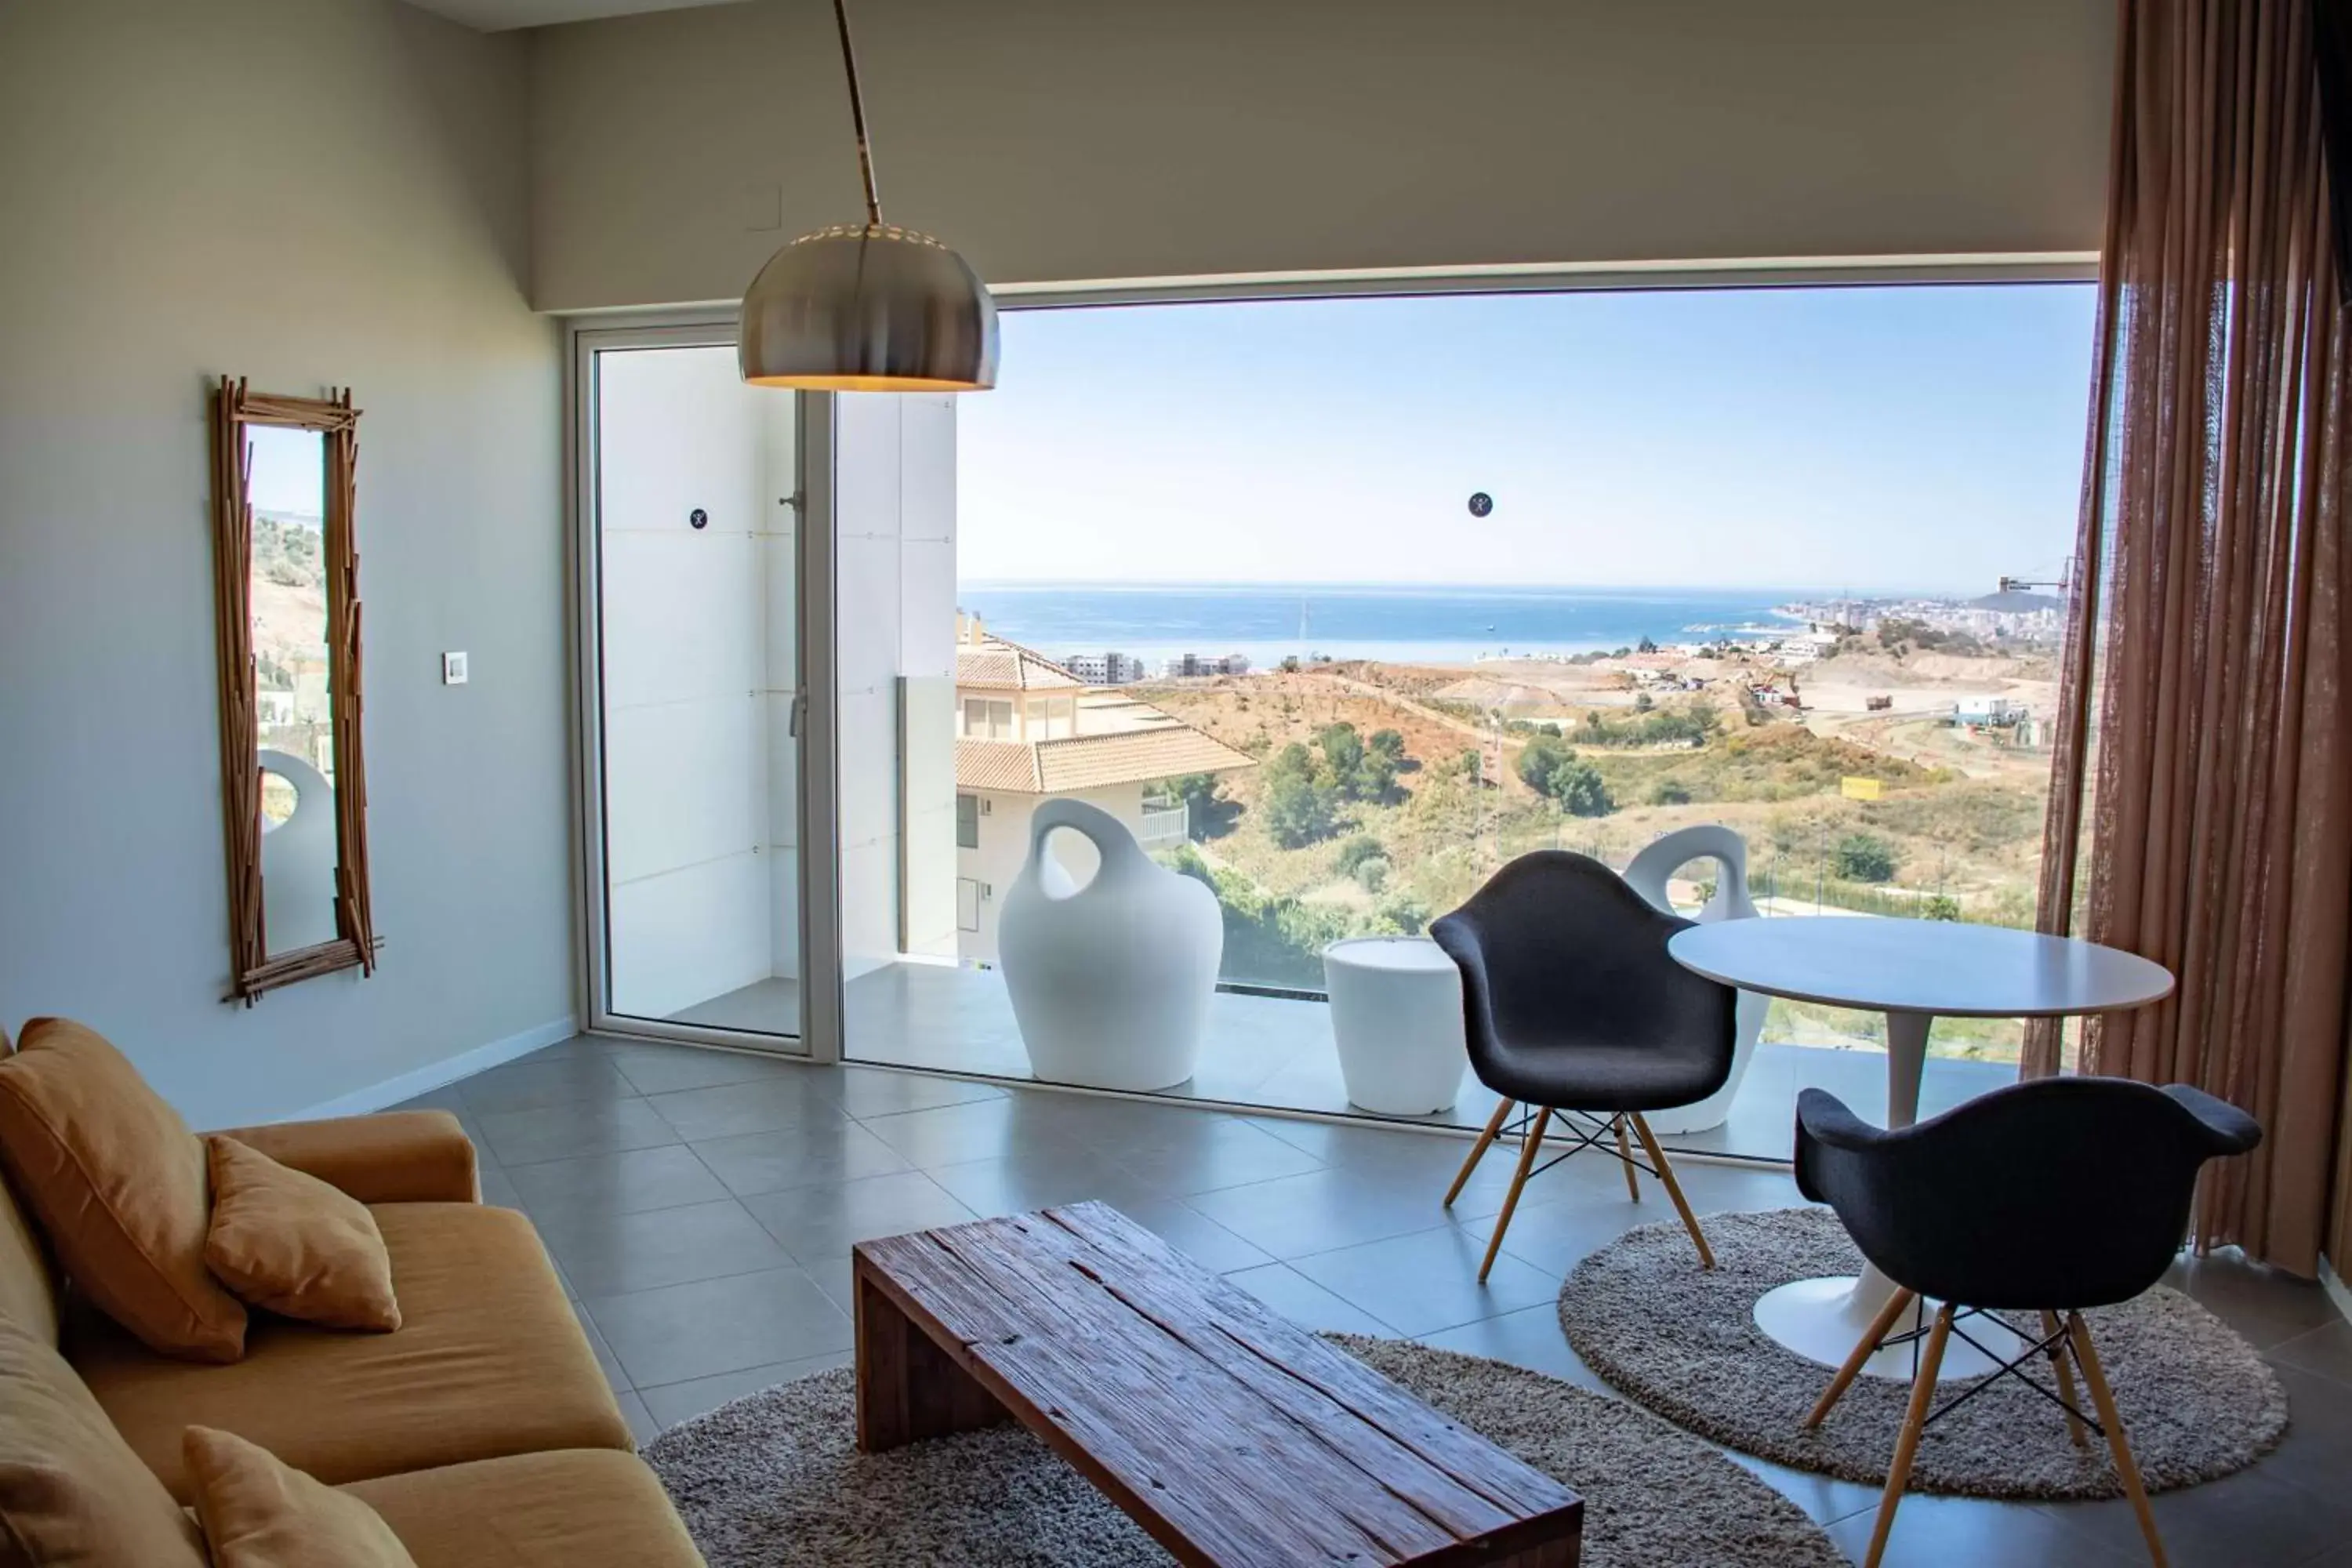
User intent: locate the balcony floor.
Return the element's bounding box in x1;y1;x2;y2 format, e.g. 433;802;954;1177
843;960;2017;1162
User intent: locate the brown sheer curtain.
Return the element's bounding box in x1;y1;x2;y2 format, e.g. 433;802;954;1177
2027;0;2352;1278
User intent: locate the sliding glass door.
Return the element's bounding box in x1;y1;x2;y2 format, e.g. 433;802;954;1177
579;330;808;1047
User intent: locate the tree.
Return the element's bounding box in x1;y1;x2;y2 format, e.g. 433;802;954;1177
1922;894;1962;920
1835;832;1898;883
1262;774;1338;848
1160;772;1237;840
1649;779;1692;806
1556;759;1615;818
1367;728;1407;763
1515;734;1577;797
1637;635;1660;654
1317;722;1364;778
1334;834;1386;875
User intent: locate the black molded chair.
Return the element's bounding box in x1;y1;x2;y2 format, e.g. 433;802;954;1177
1429;851;1737;1281
1795;1077;2263;1568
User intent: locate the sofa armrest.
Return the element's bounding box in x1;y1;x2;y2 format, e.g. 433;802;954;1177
205;1110;481;1205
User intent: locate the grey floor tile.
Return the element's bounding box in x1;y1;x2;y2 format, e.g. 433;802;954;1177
1185;1167;1483;1259
1105;1117;1328;1195
586;1266;852;1388
1459;1189;1659;1277
606;1041;818;1098
1109;1197;1274;1273
2267;1319;2352;1385
532;1196;792;1297
505;1143;731;1225
1289;1224;1561;1336
475;1098;683;1166
691;1120;912;1198
637;1350;855;1431
739;1169;980;1265
924;1145;1160;1220
1222;1261;1398;1336
475;1162;523;1211
2041;1460;2352;1568
1417;1302;1610;1393
2169;1251;2345;1350
860;1096;1086;1169
644;1075;848;1142
2244;1364;2352;1498
834;1065;1006;1119
1831;1493;2143;1567
615;1391;661;1449
456;1054;638;1115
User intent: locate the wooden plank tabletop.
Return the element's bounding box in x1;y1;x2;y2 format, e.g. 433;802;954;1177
853;1201;1581;1567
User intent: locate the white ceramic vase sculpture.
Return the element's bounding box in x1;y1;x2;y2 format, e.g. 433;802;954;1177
1621;822;1770;1134
998;797;1222;1093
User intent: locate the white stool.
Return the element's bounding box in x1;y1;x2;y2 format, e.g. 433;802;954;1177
1323;937;1468;1115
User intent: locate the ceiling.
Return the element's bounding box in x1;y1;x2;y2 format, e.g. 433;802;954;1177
405;0;747;31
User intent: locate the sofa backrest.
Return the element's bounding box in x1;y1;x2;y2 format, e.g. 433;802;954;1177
0;1026;62;1344
0;1154;60;1346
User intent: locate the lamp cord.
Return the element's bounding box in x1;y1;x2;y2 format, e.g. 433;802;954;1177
833;0;883;227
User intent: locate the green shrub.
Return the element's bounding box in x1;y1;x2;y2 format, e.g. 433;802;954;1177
1834;832;1898;883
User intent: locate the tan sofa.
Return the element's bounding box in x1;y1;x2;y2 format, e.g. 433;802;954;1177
0;1108;706;1567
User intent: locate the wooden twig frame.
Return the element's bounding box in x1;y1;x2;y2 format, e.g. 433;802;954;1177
210;376;376;1003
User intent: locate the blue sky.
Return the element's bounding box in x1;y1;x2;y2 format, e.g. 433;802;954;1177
956;283;2096;596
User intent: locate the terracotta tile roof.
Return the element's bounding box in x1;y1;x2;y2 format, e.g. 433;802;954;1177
954;638;1084;691
956;726;1255;795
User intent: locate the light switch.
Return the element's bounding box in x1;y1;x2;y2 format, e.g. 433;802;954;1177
441;652;469;686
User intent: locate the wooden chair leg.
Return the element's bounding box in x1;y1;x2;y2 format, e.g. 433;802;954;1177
1613;1116;1642;1202
1478;1108;1551;1282
1627;1112;1713;1269
1806;1287;1919;1428
1864;1304;1953;1568
2069;1311;2168;1568
2041;1308;2090;1450
1446;1098;1516;1209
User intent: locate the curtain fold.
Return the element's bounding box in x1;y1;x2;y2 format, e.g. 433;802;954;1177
2028;0;2352;1277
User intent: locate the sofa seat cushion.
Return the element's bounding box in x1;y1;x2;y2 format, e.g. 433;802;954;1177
69;1202;630;1501
343;1449;704;1567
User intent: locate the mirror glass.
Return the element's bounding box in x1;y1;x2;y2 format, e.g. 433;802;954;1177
245;425;339;956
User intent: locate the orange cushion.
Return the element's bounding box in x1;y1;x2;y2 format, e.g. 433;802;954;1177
186;1425;417;1567
0;1018;245;1362
343;1450;706;1568
74;1202;632;1501
0;1316;208;1566
205;1136;400;1332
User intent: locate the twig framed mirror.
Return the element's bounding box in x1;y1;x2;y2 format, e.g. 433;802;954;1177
210;376;377;1002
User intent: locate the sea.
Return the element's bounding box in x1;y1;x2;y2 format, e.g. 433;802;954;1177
956;583;1813;670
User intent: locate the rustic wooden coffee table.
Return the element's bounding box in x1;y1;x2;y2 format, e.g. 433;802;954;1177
852;1201;1583;1567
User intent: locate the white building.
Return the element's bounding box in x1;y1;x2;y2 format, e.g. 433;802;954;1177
953;624;1253;964
1060;650;1147;684
1159;652;1251;678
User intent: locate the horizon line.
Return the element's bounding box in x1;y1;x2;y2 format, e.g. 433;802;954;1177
953;578;2013;600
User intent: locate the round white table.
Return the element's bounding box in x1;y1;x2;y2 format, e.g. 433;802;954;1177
1668;918;2174;1378
1323;936;1468;1116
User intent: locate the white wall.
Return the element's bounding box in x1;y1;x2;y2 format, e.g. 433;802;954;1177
527;0;2114;311
836;394;957;979
596;345;801;1019
0;0;569;1125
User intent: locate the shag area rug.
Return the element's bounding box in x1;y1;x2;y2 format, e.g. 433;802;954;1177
644;1334;1841;1567
1559;1207;2288;1500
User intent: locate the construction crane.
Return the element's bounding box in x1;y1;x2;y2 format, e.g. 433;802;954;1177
1997;572;2069;595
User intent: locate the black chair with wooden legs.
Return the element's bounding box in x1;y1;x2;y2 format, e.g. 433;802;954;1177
1795;1078;2262;1568
1428;851;1737;1281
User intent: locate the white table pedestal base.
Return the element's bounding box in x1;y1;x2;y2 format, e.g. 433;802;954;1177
1755;1268;2029;1381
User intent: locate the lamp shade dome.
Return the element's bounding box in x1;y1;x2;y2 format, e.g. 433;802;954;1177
739;223;998;391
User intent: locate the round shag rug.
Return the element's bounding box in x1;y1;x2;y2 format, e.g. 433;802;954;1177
644;1334;1842;1568
1559;1207;2288;1499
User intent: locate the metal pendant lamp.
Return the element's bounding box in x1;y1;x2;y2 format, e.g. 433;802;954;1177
739;0;997;391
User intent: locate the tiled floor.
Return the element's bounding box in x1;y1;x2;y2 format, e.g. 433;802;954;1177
402;1036;2352;1567
841;960;2016;1163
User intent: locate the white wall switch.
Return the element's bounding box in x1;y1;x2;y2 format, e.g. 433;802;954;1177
441;652;469;686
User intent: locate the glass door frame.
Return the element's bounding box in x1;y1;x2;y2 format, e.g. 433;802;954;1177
566;314;844;1062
